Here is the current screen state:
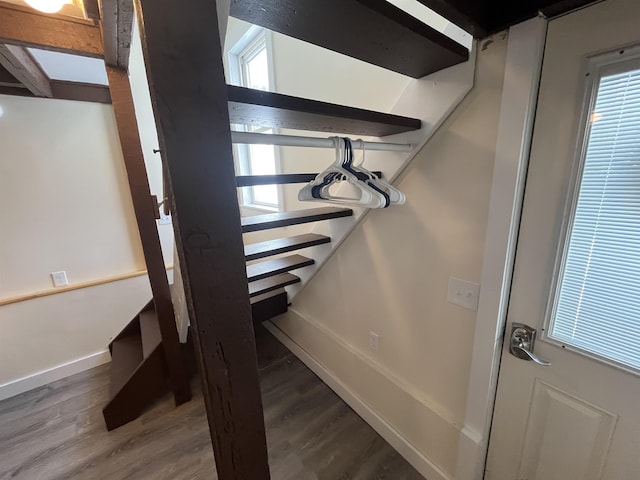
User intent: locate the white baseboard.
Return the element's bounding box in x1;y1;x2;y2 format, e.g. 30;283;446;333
0;350;111;402
264;319;453;480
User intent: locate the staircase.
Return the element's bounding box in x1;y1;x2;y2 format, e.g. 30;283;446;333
103;0;473;431
103;205;355;429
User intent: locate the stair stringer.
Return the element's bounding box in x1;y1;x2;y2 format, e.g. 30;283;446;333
286;46;477;302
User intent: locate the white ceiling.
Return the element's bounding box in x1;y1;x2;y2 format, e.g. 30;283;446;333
28;48;108;85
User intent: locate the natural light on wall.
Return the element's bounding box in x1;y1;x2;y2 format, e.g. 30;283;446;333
384;0;473;50
25;0;69;13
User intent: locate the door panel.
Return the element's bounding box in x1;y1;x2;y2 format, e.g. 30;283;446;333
519;380;617;480
486;0;640;478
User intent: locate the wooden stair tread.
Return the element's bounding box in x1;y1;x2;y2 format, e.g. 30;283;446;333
249;273;300;297
227;85;420;136
247;254;314;282
229;0;468;79
250;288;287;305
108;335;143;399
236;172;381;187
139;310;162;358
245;233;331;261
242;207;353;233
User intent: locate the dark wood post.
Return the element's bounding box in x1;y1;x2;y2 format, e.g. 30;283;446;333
105;66;192;407
133;1;270;478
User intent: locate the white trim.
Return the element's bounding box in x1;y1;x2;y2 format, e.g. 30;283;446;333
264;318;453;480
286;307;462;428
455;17;548;480
0;350;111;402
228;27;283;210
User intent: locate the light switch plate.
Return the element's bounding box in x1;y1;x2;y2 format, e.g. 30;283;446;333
447;277;480;311
51;271;69;287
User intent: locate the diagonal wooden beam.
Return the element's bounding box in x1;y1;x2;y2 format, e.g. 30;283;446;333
100;0;134;69
0;44;51;97
105;65;191;408
134;0;270;478
0;1;103;58
83;0;101;20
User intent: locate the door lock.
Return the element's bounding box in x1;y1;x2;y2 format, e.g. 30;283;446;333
509;323;551;366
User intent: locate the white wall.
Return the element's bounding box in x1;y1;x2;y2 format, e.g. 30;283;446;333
269;34;508;479
0;23;168;395
0;96;143;297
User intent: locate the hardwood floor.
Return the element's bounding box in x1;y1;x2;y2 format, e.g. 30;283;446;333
0;325;424;479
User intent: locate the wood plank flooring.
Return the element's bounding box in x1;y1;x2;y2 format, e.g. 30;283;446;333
0;326;424;479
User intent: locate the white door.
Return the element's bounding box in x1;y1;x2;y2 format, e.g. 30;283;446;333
486;1;640;479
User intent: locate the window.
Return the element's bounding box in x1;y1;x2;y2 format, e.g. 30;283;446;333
548;49;640;372
228;28;281;210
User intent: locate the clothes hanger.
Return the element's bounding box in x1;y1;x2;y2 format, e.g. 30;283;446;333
299;137;389;208
347;138;406;206
336;137;391;208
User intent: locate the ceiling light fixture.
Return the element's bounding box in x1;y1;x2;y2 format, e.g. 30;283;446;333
25;0;67;14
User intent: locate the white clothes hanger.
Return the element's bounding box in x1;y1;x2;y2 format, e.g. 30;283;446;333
349;139;406;205
298;137;390;208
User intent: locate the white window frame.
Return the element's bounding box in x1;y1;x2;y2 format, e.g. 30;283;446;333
542;43;640;376
228;27;283;212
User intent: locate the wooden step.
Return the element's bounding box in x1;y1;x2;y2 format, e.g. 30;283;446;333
250;288;289;323
236;172;382;187
108;335;143;399
227;85;420;136
247;254;314;282
139;310;162;358
229;0;469;78
249;273;301;297
103;339;167;431
245;233;331;261
242;207;353;233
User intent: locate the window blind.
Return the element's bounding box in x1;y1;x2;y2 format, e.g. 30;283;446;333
551;66;640;370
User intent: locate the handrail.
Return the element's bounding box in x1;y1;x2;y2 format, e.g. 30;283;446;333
0;266;173;307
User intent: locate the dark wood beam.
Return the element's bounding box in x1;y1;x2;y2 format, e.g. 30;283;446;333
486;0;601;35
538;0;602;17
134;0;270;478
105;66;191;408
0;63;21;86
84;0;101;20
227;85;421;136
0;44;52;97
0;1;103;58
0;85;28;96
0;79;111;103
50;80;111;103
100;0;134;69
230;0;468;78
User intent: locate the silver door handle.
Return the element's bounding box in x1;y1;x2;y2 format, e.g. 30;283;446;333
509;323;551;366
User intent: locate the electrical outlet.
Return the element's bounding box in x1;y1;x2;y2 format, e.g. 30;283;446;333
447;277;480;311
369;331;380;351
51;271;69;287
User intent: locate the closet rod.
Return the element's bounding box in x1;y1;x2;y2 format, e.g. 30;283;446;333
230;131;414;152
